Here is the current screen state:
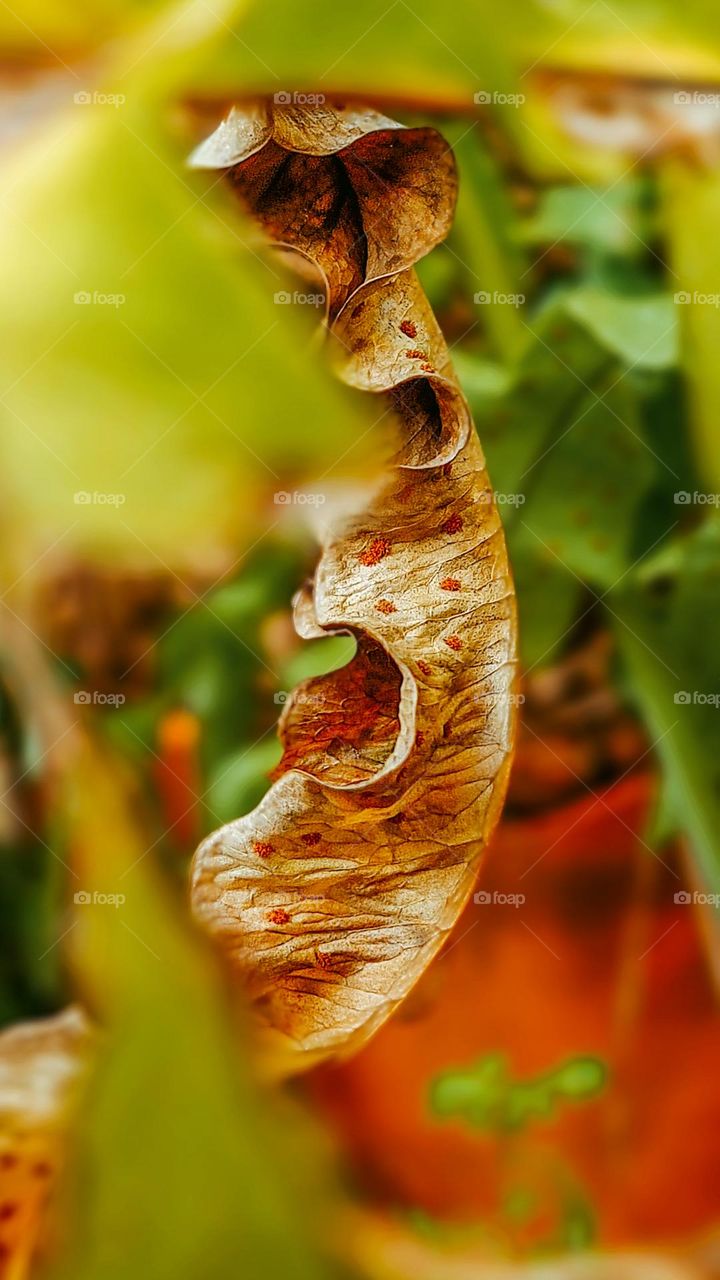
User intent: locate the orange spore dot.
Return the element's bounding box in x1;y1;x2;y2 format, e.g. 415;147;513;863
375;599;397;614
252;840;275;858
301;832;322;846
442;513;463;535
317;952;333;971
444;635;463;652
404;349;425;360
400;319;417;338
268;908;290;925
440;577;461;592
417;660;432;677
359;537;391;566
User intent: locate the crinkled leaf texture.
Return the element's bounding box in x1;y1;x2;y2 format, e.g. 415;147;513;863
190;102;518;1074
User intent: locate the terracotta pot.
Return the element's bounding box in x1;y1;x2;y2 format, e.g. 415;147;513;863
309;772;720;1252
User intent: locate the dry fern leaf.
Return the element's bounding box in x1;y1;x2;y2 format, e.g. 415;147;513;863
190;102;518;1074
0;1007;91;1277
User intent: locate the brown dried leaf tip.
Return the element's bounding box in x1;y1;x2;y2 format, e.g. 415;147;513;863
0;1009;90;1278
190;102;518;1075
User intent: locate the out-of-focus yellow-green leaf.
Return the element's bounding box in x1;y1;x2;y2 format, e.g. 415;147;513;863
662;160;720;492
449;125;527;363
48;736;336;1280
0;64;372;574
182;0;520;103
0;1;165;58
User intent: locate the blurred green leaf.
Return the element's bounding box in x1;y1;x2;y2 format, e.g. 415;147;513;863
515;380;657;586
459;304;663;663
0;842;65;1025
470;306;612;497
280;634;356;689
182;0;522;104
509;546;584;669
518;183;648;256
449;125;528;362
206;736;281;824
610;516;720;891
0;82;370;575
663;160;720;490
563;288;677;371
51;740;336;1280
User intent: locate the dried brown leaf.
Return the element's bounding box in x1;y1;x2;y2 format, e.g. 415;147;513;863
190;103;518;1074
190;102;457;318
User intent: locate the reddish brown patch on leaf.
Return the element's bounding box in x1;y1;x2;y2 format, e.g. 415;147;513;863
359;537;391;566
273;638;402;787
440;578;461;592
444;635;463;652
400;319;417;338
442;513;463;535
375;599;397;614
317;953;334;971
268;908;290;925
404;348;425;360
396;483;417;503
417;660;432;677
252;840;275;859
301;832;322;846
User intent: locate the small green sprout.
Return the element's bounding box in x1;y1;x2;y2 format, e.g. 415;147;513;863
430;1052;607;1133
